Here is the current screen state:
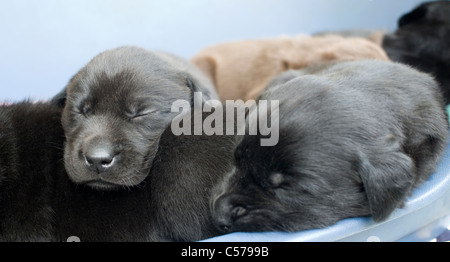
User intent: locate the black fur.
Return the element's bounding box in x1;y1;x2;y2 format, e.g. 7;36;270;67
0;102;235;241
382;1;450;104
0;102;63;241
211;60;449;233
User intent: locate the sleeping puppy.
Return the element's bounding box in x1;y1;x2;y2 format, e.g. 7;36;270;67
211;60;448;233
57;108;236;241
191;34;390;102
382;1;450;104
52;46;218;190
0;101;235;241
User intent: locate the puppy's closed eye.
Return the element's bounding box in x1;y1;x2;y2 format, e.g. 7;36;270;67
74;101;92;117
126;108;158;120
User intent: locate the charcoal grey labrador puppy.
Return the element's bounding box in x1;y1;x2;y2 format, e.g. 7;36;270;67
382;1;450;104
0;101;235;241
52;46;218;190
211;60;449;233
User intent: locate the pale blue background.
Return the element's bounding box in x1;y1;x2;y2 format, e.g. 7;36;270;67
0;0;429;102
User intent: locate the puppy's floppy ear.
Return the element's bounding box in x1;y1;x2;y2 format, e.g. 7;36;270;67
50;73;79;108
357;147;415;222
50;87;67;108
398;3;427;28
185;75;214;107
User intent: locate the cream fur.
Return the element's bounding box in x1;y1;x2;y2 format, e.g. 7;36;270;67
191;35;390;101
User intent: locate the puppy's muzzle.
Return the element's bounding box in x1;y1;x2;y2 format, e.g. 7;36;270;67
212;194;247;232
82;139;120;174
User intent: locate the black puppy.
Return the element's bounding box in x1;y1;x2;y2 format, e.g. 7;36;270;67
52;46;218;190
0;102;235;241
382;1;450;104
211;60;449;233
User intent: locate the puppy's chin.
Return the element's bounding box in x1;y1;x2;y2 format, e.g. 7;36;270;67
83;179;124;191
67;169;148;191
64;157;150;191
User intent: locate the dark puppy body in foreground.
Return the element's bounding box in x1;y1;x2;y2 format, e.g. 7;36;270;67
0;103;63;241
382;1;450;103
0;102;235;241
212;60;448;233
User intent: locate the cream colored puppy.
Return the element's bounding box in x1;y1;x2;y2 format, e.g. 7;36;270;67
192;35;390;101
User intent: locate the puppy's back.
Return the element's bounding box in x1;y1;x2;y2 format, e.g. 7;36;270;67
0;107;16;186
0;102;64;241
267;60;447;160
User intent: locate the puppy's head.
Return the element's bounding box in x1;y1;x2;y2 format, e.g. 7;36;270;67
58;46;204;190
211;120;370;233
211;74;365;232
398;1;450;27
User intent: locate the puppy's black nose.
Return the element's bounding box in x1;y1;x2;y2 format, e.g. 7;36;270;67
84;145;117;173
212;194;247;232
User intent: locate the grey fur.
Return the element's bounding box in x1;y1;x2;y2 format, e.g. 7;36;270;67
211;60;449;233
